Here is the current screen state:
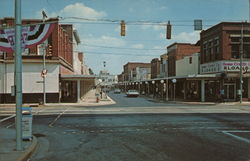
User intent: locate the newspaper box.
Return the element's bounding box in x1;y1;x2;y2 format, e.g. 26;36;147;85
22;107;33;140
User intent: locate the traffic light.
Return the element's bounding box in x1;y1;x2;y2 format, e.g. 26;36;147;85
120;20;126;36
46;44;53;56
166;21;171;39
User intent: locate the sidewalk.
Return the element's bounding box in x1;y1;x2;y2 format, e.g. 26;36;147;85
0;128;38;161
0;90;116;108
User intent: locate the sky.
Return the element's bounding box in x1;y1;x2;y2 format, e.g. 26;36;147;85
1;0;250;75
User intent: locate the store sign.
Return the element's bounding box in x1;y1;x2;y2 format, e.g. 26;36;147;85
200;61;250;74
200;61;222;73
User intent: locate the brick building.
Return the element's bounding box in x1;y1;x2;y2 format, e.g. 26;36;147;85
0;17;95;103
123;62;151;81
200;22;250;101
151;58;161;79
167;43;200;77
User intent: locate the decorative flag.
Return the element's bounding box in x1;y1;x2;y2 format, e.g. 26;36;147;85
0;23;55;53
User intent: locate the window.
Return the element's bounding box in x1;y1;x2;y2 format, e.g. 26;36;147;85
189;57;192;64
231;44;239;58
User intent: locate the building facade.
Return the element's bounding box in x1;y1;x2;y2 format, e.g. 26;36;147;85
160;53;168;78
0;17;94;103
123;62;151;81
151;58;161;79
200;22;250;101
167;43;200;77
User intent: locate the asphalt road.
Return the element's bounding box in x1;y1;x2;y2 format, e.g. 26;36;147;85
1;93;250;161
30;114;250;161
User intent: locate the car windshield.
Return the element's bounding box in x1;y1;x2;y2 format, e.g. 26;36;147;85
1;1;250;161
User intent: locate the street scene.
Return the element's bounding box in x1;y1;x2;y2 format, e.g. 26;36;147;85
1;0;250;161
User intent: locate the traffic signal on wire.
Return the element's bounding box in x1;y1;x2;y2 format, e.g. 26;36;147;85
166;21;171;39
120;20;126;36
46;44;53;56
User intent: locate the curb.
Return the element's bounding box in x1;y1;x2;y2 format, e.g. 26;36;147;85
16;136;38;161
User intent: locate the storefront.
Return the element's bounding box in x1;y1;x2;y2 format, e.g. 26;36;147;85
200;60;250;101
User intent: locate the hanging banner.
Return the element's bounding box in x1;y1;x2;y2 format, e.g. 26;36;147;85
0;23;55;53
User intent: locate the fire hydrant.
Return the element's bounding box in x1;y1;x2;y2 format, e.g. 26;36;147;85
96;96;99;103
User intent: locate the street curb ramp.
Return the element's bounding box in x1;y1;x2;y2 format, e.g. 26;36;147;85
16;136;38;161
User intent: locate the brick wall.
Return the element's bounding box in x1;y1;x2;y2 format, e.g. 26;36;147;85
167;43;200;77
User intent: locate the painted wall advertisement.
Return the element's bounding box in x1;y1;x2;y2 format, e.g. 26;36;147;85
200;61;250;74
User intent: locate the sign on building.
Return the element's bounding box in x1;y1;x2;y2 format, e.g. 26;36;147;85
200;61;250;74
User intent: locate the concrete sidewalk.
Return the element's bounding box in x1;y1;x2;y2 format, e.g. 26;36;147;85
0;91;114;161
0;128;38;161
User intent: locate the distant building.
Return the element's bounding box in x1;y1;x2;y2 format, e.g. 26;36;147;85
123;62;151;81
98;70;118;87
151;58;161;79
160;53;168;78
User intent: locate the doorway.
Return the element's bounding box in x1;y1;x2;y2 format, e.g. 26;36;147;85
223;83;236;101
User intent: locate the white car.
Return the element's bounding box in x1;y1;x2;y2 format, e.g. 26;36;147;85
126;89;139;97
114;89;121;94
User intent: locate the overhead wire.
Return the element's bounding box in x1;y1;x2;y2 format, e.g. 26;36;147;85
80;43;166;51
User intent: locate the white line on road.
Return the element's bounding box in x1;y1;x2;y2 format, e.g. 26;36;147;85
34;108;46;115
49;108;69;127
6;123;15;128
222;130;250;144
0;114;15;123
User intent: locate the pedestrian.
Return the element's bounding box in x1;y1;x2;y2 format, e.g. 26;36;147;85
100;90;103;99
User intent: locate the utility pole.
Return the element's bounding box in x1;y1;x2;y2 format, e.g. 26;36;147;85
239;23;244;103
42;11;47;105
43;44;46;105
15;0;23;151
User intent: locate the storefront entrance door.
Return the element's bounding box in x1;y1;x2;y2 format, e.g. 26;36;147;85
224;83;236;101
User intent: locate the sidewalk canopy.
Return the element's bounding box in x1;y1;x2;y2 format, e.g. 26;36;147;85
61;75;97;81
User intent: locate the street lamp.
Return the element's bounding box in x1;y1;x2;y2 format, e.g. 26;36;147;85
152;81;155;98
145;81;149;95
160;80;164;100
172;79;177;101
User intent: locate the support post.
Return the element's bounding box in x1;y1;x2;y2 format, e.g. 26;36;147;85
43;45;46;105
240;23;243;103
201;80;205;102
15;0;23;151
77;80;81;103
166;80;169;101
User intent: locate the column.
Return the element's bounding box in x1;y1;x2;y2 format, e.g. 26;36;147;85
77;80;81;103
184;81;186;100
201;79;205;102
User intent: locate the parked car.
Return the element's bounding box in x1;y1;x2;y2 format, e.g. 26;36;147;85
114;88;121;94
126;89;139;97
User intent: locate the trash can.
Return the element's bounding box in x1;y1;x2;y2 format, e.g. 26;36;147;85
22;107;33;140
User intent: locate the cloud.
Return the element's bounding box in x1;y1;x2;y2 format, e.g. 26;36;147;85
173;31;200;43
58;3;106;18
141;23;165;31
82;35;126;47
36;3;106;19
131;44;144;49
160;31;200;43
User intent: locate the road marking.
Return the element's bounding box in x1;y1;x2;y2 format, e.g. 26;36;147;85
0;114;15;123
6;122;15;128
49;108;69;127
34;108;46;115
222;130;250;144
